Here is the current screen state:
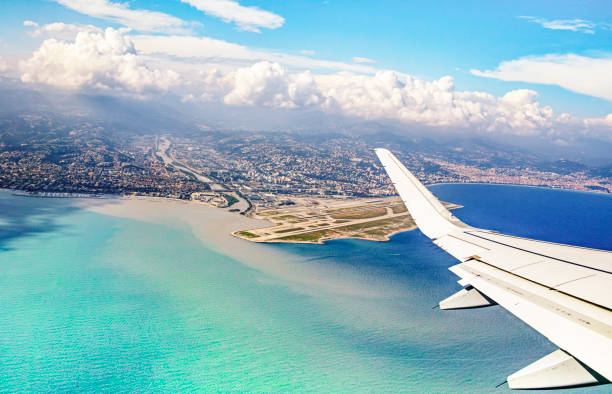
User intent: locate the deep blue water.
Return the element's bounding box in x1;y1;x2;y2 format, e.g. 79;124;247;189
267;184;612;392
430;183;612;251
0;185;610;392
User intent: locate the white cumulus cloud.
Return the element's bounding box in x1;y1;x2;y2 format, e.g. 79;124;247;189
223;62;320;108
316;72;557;132
181;0;284;32
471;53;612;102
53;0;191;34
585;114;612;127
204;62;567;134
20;28;179;92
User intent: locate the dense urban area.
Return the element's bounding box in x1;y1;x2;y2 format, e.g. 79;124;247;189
1;113;611;212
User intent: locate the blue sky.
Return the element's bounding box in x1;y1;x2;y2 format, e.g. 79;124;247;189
1;0;611;133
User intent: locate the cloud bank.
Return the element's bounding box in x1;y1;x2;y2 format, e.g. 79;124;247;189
18;28;612;137
181;0;284;32
205;61;566;133
471;53;612;102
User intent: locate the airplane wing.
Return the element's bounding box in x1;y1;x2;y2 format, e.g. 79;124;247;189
375;148;612;390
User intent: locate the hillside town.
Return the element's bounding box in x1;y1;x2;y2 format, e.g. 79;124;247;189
1;114;610;210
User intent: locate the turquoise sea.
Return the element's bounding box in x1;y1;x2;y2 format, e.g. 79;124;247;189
0;184;610;392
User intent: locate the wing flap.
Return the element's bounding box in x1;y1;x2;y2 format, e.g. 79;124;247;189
512;259;597;288
467;230;612;273
452;259;612;382
555;273;612;310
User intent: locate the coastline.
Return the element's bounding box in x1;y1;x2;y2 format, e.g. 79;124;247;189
81;194;402;299
425;181;611;195
76;194;422;254
3;180;609;249
84;194;269;240
1;177;609;206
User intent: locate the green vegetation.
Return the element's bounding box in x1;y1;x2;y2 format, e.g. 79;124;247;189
257;210;279;216
335;215;413;232
221;193;239;206
271;214;298;220
324;205;371;214
331;207;387;220
274;214;415;242
391;204;408;214
274;227;304;234
238;231;259;238
363;229;391;237
277;230;332;242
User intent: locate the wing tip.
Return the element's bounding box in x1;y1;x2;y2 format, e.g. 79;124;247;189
374;148;391;159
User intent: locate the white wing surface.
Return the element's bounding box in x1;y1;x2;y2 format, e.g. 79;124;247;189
375;148;612;390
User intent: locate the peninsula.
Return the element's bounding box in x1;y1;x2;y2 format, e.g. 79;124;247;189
233;196;461;244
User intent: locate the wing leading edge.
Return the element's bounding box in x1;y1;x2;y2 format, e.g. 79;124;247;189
375;148;612;390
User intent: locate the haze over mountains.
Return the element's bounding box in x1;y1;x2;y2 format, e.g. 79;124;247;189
2;76;611;173
1;1;611;176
